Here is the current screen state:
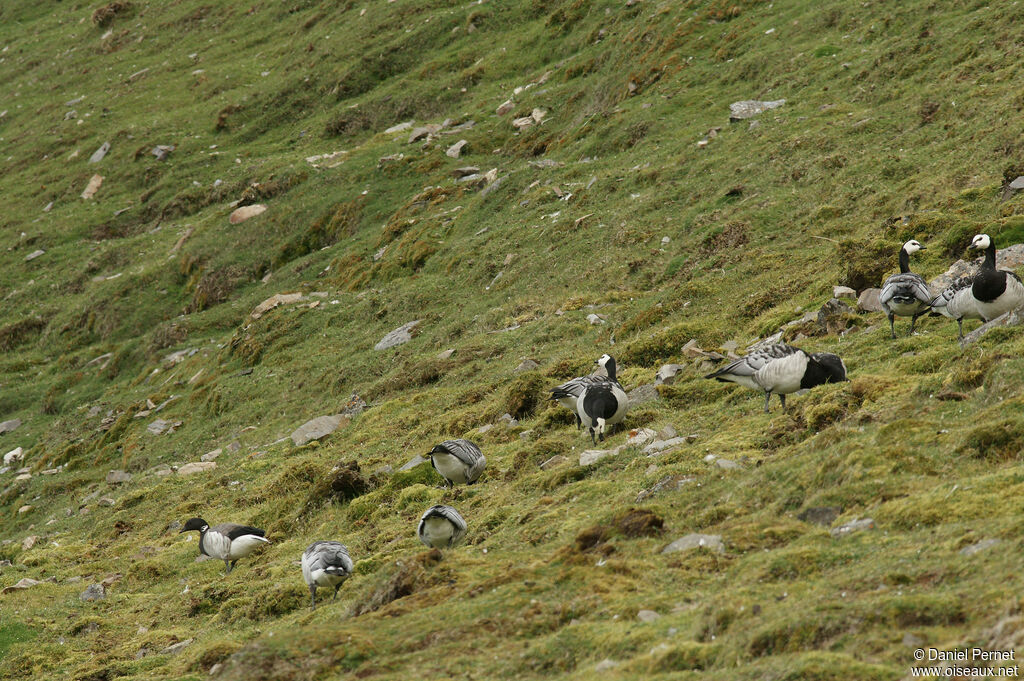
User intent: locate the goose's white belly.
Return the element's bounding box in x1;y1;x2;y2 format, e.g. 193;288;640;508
976;279;1024;320
886;299;929;316
754;354;806;395
432;452;469;484
420;516;456;548
305;566;347;588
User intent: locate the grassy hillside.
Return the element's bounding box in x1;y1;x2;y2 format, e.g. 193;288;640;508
2;0;1024;679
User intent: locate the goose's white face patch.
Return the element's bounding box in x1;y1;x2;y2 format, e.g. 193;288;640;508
904;240;923;254
970;234;991;250
597;354;611;368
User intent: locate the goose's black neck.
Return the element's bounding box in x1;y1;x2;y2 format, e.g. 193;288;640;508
605;358;617;383
898;247;911;274
981;241;997;271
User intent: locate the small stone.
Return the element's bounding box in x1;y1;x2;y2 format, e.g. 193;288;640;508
797;506;841;526
514;359;540;373
627;428;658;446
830;517;874;538
151;144;174;161
178;462;217;476
451;166;480;178
512;115;535;129
519;430;535;441
229;204;267;224
88;141;111;163
715;458;743;470
22;535;38;550
833;285;857;299
627;384;660;406
384;121;414;134
857;288;884;313
98;497;116;507
540;455;567;470
15;473;31;482
477;423;494;435
496;99;515;116
228;440;242;452
1009;176;1024;190
729;99;785;121
960;538;1001;556
586;313;605;325
657;425;677;440
817;298;856;335
655;364;684;385
24;249;45;262
374;320;421;350
642;436;690;455
201;448;222;462
160;639;194;656
81;174;103;199
446;140;468;158
147;419;181;435
106;470;132;484
595;659;618;672
290;414;348;446
3;447;24;465
251;292;304;318
80;584;106;602
0;419;22;434
399;455;427;472
209;663;223;676
580;446;624;466
637;609;661;623
2;577;41;593
661;236;670;245
408;124;441;143
437;349;455;360
662;533;724;554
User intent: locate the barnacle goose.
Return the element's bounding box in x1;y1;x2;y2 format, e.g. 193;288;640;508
301;541;353;610
704;343;848;412
968;233;1024;321
417;505;467;549
179;518;271;574
879;239;933;338
549;374;606;429
576;354;629;445
931;275;982;339
427;439;486;486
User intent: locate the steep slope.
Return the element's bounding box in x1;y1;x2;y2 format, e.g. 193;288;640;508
2;1;1024;679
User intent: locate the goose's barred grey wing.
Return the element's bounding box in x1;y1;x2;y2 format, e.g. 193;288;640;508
549;375;603;400
214;523;266;541
704;343;799;380
418;505;468;548
436;439;484;466
931;276;974;308
304;541;353;572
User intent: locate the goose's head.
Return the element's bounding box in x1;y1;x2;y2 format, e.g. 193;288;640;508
595;354;612;369
903;239;925;255
811;352;849;383
180;517;208;533
968;234;992;251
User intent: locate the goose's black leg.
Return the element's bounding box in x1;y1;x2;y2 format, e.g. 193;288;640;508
887;313;897;339
763;391;772;413
910;313;922;334
333;585;341;600
310;585;317;611
779;394;787;412
956;318;964;339
224;559;232;574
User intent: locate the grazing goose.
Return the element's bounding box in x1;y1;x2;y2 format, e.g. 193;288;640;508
576;354;629;444
704;343;848;412
549;374;606;428
968;233;1024;321
417;505;467;549
879;239;933;338
931;275;982;339
179;518;270;574
301;541;353;610
427;439;486;486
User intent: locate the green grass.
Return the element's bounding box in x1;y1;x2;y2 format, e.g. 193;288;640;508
2;0;1024;679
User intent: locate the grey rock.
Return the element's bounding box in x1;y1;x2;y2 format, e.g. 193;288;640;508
1010;176;1024;190
290;414;347;446
160;639;194;656
147;419;182;435
80;584;106;601
496;99;515;116
833;285;856;299
627;384;659;406
580;446;623;466
178;462;217;476
586;313;606;325
817;297;856;334
479;175;504;198
399;455;427;472
540;455;567;470
98;497;116;507
341;394;367;417
437;348;456;360
857;288;884;313
595;659;618;672
830;517;874;538
374;320;421;350
446;140;468;158
729;99;785;121
637;609;661;623
642;436;691;455
477;423;494;435
89;142;111;163
151;145;175;161
655;364;684;385
0;419;22;434
627;428;658;447
715;458;743;470
960;538;1001;556
662;533;724;554
519;429;535;441
106;470;131;484
636;475;695;503
961;303;1024;346
797;506;841;527
135;647;150;660
514;359;540;373
408;124;441;143
451;167;480;178
25;249;45;262
384;121;414;134
201;448;222;462
658;424;677;440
